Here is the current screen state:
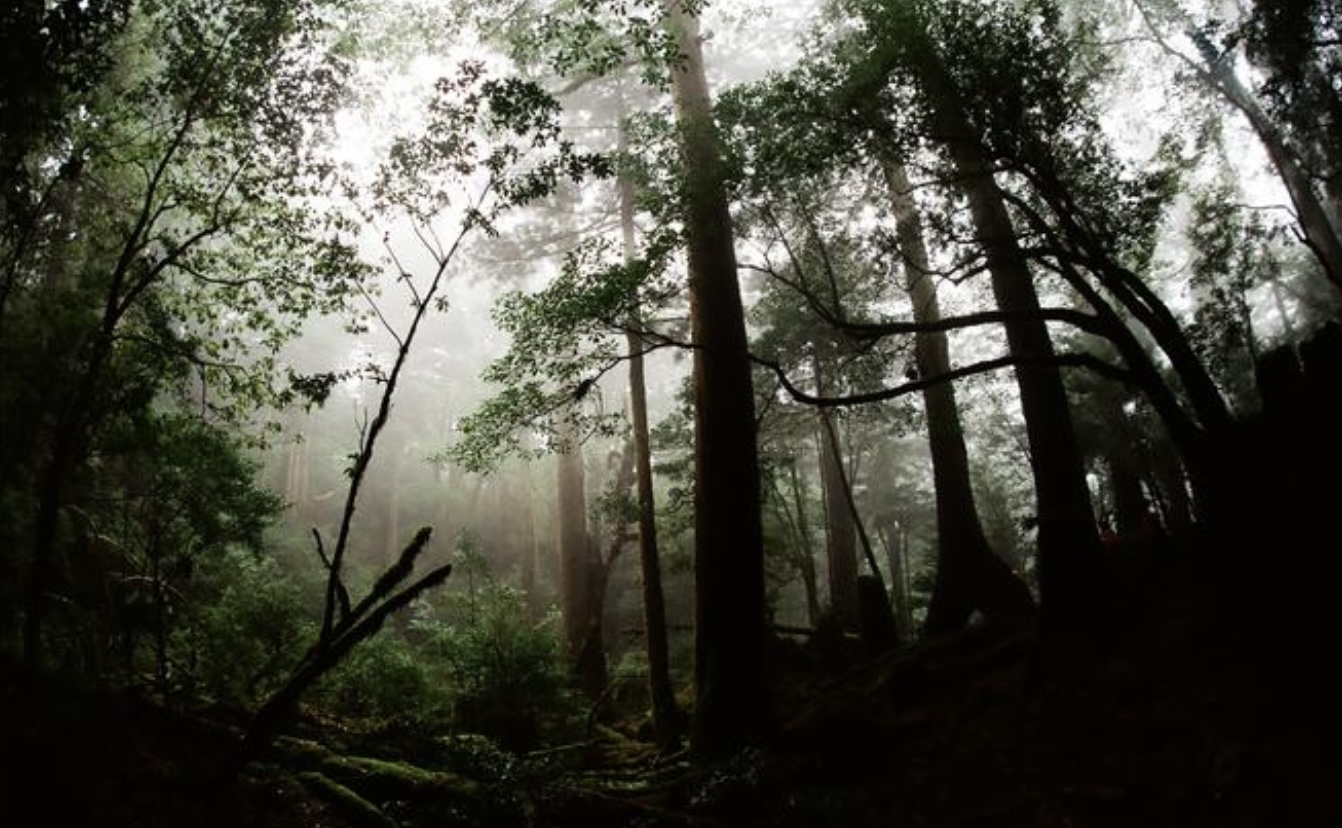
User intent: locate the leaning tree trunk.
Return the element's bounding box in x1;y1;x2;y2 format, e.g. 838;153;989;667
664;0;771;759
626;336;680;749
917;56;1101;640
1198;38;1342;294
881;160;1036;635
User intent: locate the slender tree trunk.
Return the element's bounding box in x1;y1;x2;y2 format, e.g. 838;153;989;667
767;461;822;626
815;412;900;648
25;277;120;673
617;133;680;751
625;340;679;747
148;537;167;696
25;445;70;673
882;160;1037;636
664;0;771;759
285;430;311;524
878;517;914;635
784;462;823;626
24;332;108;674
1133;1;1342;292
815;361;859;631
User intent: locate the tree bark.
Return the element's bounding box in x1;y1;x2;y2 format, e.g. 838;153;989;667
664;0;771;759
789;463;823;626
881;160;1036;635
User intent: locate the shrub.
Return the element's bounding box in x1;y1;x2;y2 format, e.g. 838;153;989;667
313;631;452;727
421;580;575;750
186;546;315;707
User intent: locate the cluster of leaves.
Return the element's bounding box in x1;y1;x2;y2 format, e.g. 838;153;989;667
1184;182;1280;408
173;523;574;750
186;543;321;706
450;229;681;472
484;0;694;89
0;0;635;735
373;61;611;230
646;384;696;555
313;628;453;726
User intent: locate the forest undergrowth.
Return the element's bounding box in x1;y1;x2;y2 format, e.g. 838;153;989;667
4;526;1337;828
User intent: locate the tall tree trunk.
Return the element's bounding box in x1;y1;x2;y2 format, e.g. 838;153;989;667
24;321;112;673
877;516;914;635
514;470;541;620
664;0;771;759
617;130;680;751
773;461;822;625
918;57;1102;639
1093;386;1150;536
815;361;859;631
625;339;679;747
577;533;610;701
284;428;311;524
789;464;822;625
1107;449;1150;536
881;161;1036;635
1133;2;1342;293
556;420;600;693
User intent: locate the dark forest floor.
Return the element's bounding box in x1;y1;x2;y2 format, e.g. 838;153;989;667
3;533;1339;828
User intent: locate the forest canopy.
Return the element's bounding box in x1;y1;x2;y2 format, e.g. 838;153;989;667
1;0;1338;826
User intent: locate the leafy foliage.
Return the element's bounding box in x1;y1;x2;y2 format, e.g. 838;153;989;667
188;545;318;706
450;230;680;472
427;582;573;749
1184;183;1275;408
473;0;691;89
315;630;452;725
1237;0;1341;192
0;0;367;658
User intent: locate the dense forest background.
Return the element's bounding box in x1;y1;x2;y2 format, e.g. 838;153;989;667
1;0;1339;825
